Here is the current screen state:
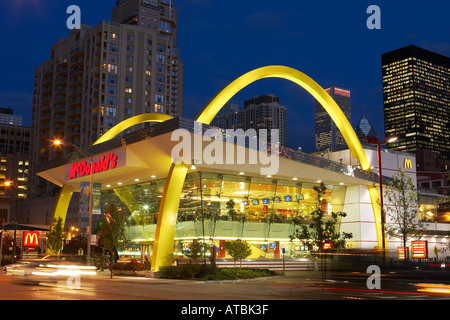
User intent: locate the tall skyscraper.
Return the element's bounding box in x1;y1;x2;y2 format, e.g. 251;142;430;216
355;111;378;144
315;86;351;152
211;94;288;148
30;0;183;199
382;45;449;159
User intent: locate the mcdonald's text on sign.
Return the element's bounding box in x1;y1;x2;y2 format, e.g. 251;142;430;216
67;153;120;180
24;231;39;247
404;159;413;169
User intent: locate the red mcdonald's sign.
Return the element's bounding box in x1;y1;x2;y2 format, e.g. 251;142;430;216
68;153;119;180
24;231;39;247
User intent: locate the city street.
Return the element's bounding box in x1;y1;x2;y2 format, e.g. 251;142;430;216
1;270;450;301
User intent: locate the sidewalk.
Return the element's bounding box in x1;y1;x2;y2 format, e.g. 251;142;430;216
87;269;321;284
87;270;203;284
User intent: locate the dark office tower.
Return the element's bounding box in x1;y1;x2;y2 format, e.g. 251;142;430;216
315;86;351;152
382;45;450;159
355;112;378;144
30;0;183;199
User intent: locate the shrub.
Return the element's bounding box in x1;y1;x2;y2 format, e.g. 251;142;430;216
112;261;152;271
206;268;282;280
159;264;202;279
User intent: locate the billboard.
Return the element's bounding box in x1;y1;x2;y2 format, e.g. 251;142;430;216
80;182;102;215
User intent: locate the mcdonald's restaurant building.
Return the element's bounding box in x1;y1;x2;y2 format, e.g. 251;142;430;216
11;64;448;268
30;116;449;270
327;147;450;261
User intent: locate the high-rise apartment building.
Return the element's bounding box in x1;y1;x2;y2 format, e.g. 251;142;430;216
382;45;449;159
210;103;240;130
30;0;183;199
0;122;31;223
315;86;351;152
211;95;288;148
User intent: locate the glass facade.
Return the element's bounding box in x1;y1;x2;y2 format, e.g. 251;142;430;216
101;172;347;260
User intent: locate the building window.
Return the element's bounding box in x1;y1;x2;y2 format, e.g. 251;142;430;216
107;96;117;106
107;85;117;95
106;118;117;128
157;44;166;53
107;64;118;74
108;53;119;63
106;107;116;117
107;75;118;84
155;104;165;113
155;94;165;103
109;33;120;43
109;44;119;52
156;54;165;63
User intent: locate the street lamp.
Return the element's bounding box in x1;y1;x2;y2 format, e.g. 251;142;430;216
4;180;19;263
52;139;94;266
366;134;398;261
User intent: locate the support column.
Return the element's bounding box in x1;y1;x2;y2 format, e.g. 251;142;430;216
151;162;188;272
47;184;74;255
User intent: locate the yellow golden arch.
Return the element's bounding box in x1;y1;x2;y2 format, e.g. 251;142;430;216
49;66;384;269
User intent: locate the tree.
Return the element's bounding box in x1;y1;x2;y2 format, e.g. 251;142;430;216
225;239;252;268
384;168;424;261
290;182;352;277
226;199;236;221
98;203;127;278
183;240;204;260
291;182;352;251
47;217;64;255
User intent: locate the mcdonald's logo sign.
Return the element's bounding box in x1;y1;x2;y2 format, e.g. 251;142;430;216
404;159;413;169
24;231;39;247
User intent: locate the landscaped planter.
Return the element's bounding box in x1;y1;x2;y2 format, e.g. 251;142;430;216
112;270;150;276
112;261;152;276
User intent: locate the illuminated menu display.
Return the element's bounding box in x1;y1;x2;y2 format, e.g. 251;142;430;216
412;241;428;259
398;247;408;260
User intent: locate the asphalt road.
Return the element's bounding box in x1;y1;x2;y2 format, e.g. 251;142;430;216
1;270;450;301
1;270;449;318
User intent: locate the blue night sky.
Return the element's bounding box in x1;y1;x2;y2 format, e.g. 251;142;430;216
0;0;449;152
